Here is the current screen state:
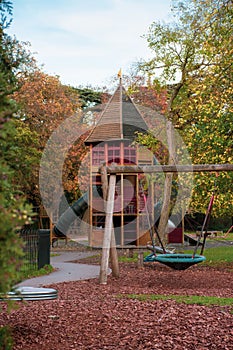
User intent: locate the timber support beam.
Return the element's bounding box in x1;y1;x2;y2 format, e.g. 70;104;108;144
106;163;233;174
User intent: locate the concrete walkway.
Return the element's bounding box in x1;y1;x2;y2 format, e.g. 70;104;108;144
17;251;102;288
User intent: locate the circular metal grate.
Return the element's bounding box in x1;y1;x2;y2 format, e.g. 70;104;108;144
0;286;58;301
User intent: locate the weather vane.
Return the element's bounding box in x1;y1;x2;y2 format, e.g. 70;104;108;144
117;68;122;82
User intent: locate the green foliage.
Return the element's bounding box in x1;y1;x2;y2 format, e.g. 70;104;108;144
1;119;40;196
73;87;103;109
0;197;34;293
0;0;13;30
139;0;233;217
18;264;54;283
191;172;232;217
136;131;164;161
0;0;36;298
0;326;13;350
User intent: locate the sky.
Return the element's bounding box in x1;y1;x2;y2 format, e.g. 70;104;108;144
8;0;172;88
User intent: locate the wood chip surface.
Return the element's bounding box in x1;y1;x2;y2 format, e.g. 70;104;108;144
1;263;233;349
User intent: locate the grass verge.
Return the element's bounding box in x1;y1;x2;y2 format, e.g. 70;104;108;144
118;251;150;263
201;246;233;267
118;246;233;268
117;293;233;307
18;264;54;282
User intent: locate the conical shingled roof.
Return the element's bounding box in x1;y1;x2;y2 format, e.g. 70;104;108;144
85;82;149;144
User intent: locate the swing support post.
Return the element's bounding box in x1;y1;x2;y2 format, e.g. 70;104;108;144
99;174;119;284
193;189;215;257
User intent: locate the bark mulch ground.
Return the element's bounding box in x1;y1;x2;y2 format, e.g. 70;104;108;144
1;260;233;349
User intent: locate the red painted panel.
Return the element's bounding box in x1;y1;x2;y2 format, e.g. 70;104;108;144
168;227;183;244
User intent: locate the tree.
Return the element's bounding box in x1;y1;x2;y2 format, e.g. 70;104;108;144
0;0;34;299
62;87;111;201
4;119;41;203
13;71;112;210
139;0;233;237
129;84;167;116
12;71;83;205
174;0;233;217
71;86;104;108
13;71;81;138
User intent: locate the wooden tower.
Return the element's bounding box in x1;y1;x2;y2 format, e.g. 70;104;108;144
84;80;155;247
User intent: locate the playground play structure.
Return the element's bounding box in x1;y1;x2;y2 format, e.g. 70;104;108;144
51;79;233;284
53;80;187;246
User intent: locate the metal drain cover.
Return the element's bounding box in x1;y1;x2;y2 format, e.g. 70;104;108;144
0;286;58;301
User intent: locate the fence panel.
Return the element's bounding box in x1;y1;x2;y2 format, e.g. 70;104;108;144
19;228;39;271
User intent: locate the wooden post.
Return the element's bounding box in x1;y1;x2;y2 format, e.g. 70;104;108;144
137;251;144;268
109;228;119;277
182;203;185;244
106;163;233;174
99;174;116;284
100;166;119;278
100;165;108;203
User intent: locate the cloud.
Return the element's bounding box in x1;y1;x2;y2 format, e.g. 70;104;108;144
9;0;171;86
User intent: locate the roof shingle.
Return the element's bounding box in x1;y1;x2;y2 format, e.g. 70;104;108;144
85;83;149;144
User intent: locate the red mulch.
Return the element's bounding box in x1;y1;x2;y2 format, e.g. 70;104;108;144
1;263;233;350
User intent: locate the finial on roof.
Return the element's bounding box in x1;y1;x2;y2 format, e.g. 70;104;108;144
117;68;122;83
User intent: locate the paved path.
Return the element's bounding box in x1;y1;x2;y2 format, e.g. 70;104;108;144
17;251;102;287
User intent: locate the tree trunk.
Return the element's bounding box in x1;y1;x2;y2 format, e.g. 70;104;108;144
157;120;176;242
157;79;182;243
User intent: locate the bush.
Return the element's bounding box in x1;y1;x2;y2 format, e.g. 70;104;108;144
0;326;13;350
